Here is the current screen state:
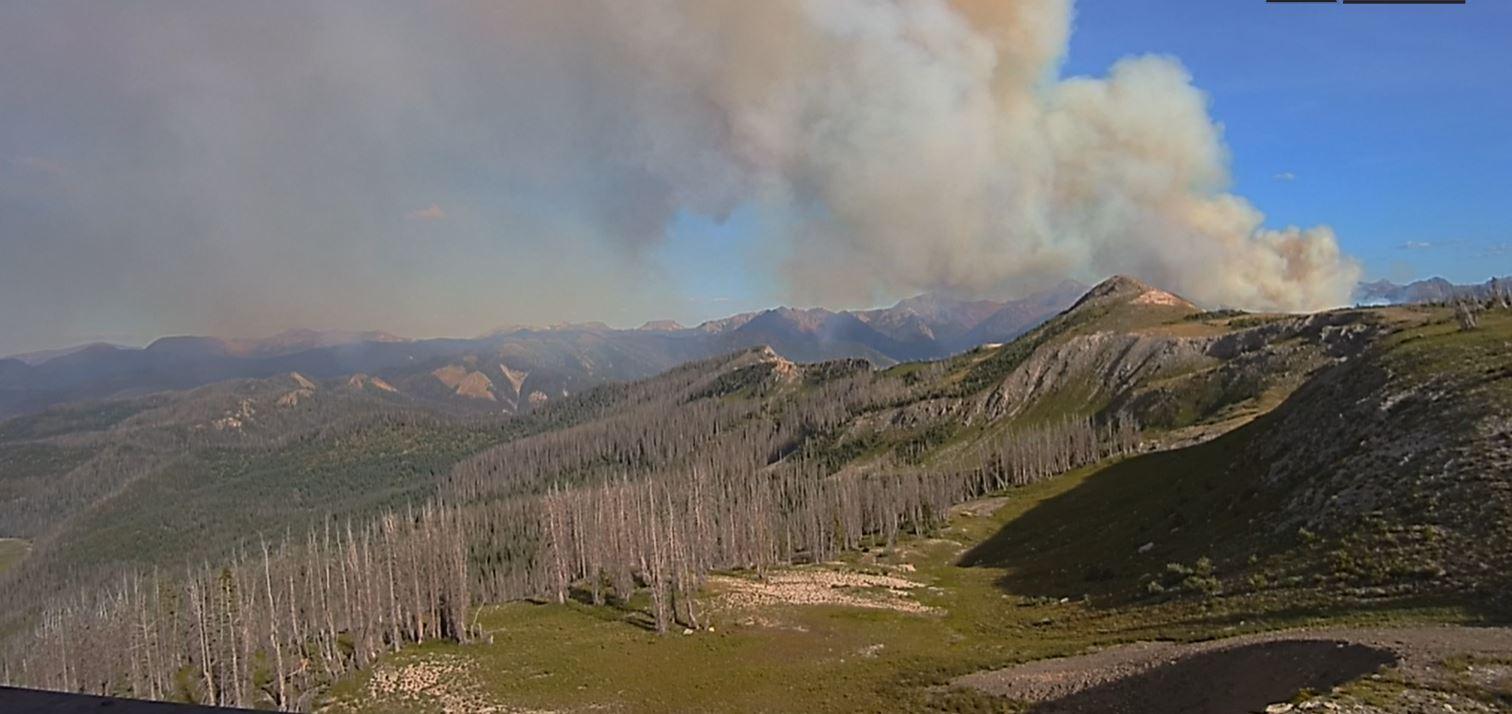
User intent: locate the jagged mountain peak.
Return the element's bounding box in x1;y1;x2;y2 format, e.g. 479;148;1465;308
1072;276;1196;312
887;292;999;316
1082;275;1154;300
1354;275;1511;305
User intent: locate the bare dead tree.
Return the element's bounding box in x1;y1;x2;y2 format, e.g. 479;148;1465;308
1457;300;1480;331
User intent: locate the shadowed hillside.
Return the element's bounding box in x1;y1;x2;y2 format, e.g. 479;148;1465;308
962;306;1512;617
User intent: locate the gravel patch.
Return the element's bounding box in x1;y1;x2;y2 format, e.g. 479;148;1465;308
954;626;1512;714
709;567;936;615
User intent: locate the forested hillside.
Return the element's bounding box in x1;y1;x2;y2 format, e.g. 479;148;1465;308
0;370;649;639
3;278;1508;711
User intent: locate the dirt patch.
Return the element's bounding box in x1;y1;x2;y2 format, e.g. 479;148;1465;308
430;365;469;389
955;626;1512;714
361;654;544;714
1132;289;1194;309
951;496;1011;518
709;567;936;615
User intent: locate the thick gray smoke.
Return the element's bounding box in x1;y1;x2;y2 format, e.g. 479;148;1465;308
499;0;1360;310
0;0;1359;352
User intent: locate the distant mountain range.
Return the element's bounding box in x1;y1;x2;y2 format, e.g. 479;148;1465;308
1354;276;1510;306
0;281;1088;418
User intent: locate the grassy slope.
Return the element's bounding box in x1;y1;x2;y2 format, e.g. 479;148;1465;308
963;307;1512;611
329;307;1512;712
326;463;1482;714
0;540;26;576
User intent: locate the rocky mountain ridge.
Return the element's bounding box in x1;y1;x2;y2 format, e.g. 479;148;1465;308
0;284;1087;418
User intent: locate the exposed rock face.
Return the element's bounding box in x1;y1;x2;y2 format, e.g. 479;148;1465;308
498;364;529;396
1070;275;1162;308
430;364;499;401
1207;311;1380;361
431;365;469;390
724;346;796;373
1131;288;1194;309
979;308;1388;426
345;373;399;393
209;399;256;431
982;331;1214;422
276;389;313;407
453;372;496;401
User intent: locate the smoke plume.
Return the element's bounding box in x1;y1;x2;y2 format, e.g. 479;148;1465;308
487;0;1360;311
0;0;1360;352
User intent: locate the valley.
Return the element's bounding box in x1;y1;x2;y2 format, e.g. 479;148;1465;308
1;277;1509;712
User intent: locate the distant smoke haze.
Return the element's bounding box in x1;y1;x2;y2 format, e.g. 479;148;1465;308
0;1;1361;354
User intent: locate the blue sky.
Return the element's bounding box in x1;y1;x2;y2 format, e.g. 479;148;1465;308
1;1;1508;353
1064;0;1511;285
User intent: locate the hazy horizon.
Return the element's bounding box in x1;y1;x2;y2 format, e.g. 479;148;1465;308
3;0;1508;355
9;271;1509;358
3;279;1096;356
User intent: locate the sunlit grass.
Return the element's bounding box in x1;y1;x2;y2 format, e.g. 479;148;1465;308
324;457;1482;713
0;539;29;577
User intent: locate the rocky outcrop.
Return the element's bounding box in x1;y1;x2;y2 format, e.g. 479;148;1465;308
345;373;399;393
978;310;1388;427
981;332;1215;422
453;372;497;401
498;364;529;396
275;389;314;407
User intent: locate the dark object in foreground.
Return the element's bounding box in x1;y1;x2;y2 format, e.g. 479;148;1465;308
0;687;251;713
1035;640;1396;714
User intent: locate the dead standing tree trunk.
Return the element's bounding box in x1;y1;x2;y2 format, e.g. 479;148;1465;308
1457;300;1480;331
260;538;287;710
